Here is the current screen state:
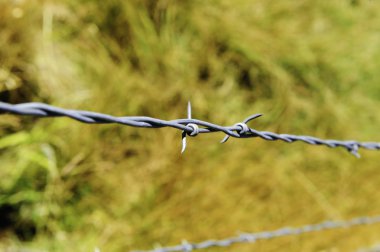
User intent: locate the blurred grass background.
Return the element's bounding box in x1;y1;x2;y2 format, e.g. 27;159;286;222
1;0;380;251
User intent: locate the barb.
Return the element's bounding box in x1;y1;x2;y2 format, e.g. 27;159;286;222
181;102;199;153
133;215;380;252
1;101;380;156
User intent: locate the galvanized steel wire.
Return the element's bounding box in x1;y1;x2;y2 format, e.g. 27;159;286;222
133;215;380;252
1;101;380;156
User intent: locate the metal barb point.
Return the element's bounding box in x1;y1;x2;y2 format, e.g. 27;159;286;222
181;131;187;154
181;101;192;154
187;101;192;119
349;144;361;158
351;150;361;158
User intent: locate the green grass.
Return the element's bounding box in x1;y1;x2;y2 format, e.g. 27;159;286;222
1;0;380;251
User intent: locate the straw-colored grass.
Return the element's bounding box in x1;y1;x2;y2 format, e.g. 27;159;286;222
1;1;380;251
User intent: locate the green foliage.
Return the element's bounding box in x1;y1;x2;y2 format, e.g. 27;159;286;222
1;0;380;251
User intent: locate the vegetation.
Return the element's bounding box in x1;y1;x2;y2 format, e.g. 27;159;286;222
1;0;380;251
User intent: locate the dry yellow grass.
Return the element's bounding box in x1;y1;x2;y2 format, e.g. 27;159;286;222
1;1;380;251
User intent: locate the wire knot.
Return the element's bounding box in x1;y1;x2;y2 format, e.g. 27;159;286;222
221;113;262;144
234;122;250;135
181;240;193;251
239;233;256;242
186;123;199;137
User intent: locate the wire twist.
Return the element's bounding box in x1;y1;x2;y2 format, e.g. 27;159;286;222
1;101;380;156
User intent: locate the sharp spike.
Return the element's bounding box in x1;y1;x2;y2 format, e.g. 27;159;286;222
181;101;192;154
221;135;229;144
243;113;263;123
187;101;192;119
181;131;187;154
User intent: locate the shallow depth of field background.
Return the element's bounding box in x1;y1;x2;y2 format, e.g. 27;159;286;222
1;1;380;251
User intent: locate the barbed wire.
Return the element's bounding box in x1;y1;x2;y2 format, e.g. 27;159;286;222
2;101;380;250
133;215;380;252
1;101;380;156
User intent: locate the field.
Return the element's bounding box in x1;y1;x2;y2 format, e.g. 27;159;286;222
1;1;380;251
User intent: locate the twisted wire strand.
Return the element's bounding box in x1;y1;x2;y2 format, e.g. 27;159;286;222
1;101;380;156
1;102;380;250
133;215;380;252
